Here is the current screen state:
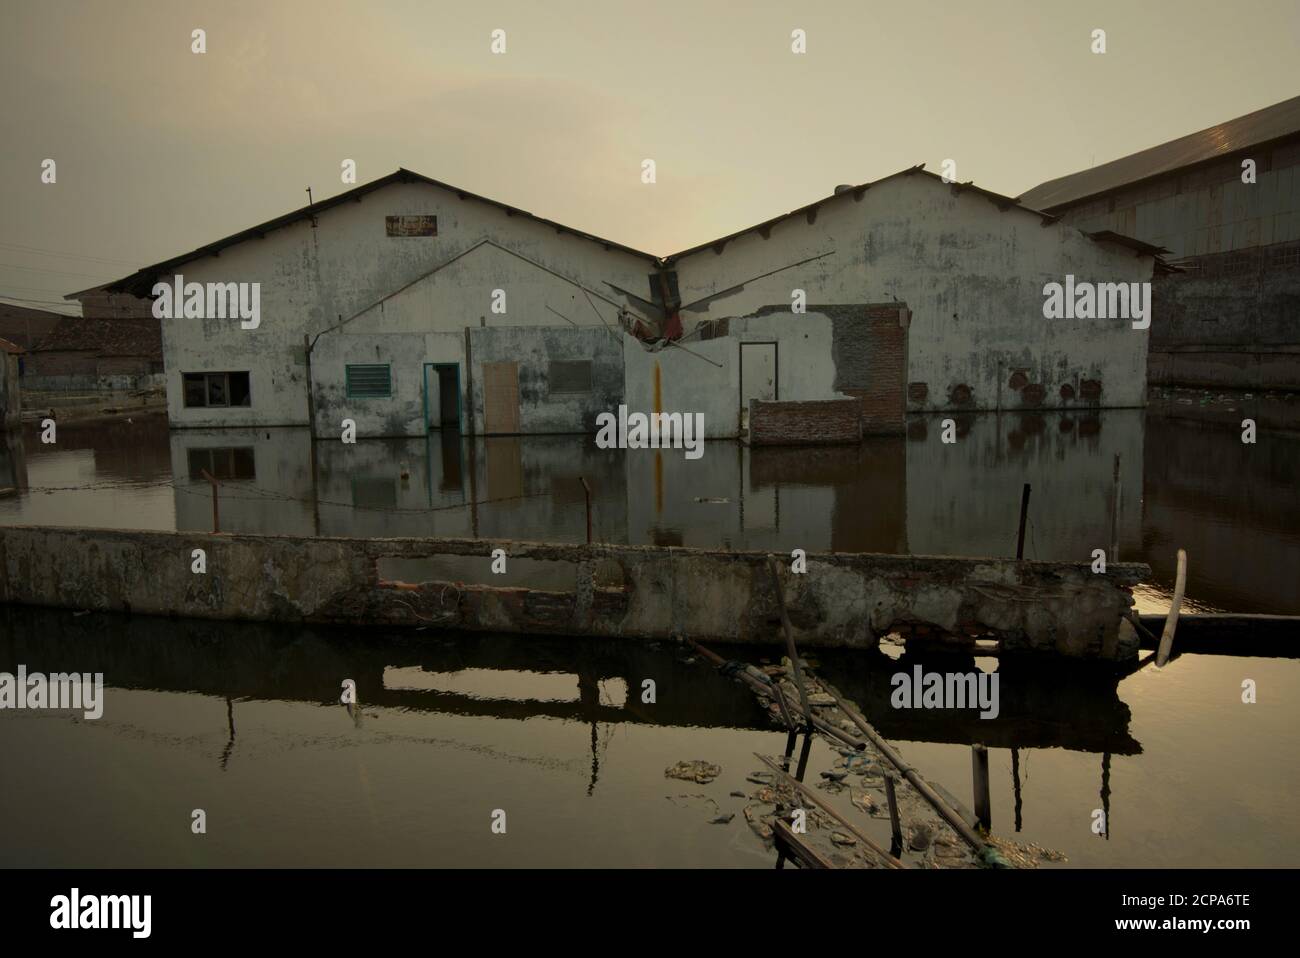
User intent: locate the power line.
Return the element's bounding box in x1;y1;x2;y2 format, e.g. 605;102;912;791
0;240;139;267
0;260;116;279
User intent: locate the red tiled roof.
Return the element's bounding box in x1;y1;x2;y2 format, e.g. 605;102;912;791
33;317;162;360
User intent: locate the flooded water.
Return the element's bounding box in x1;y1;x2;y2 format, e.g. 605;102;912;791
1;407;1297;867
1;407;1297;614
0;606;1296;867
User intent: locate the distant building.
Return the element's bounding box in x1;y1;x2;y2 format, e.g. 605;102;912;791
1019;94;1300;391
25;317;163;391
0;301;64;353
93;166;1159;438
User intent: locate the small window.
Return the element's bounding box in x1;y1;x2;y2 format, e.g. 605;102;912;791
183;371;251;408
346;364;392;398
548;360;592;396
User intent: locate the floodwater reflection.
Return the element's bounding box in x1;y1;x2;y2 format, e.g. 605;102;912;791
0;408;1297;613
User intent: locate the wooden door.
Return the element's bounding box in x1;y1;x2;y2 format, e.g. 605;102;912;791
482;361;520;434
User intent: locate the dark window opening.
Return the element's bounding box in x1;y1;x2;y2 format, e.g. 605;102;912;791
187;446;255;481
183;371;251;408
549;360;592;395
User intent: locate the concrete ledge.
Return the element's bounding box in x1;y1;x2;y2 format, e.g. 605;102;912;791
0;525;1150;659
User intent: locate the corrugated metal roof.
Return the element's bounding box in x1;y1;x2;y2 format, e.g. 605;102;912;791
1018;94;1300;211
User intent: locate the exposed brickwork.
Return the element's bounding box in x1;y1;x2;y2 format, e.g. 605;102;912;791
748;398;862;446
860;308;906;433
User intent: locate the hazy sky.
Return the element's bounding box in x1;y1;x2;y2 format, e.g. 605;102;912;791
2;0;1297;312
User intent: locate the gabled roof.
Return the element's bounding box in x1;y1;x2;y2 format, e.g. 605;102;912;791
1018;94;1300;212
80;169;661;299
663;165;1063;263
34;317;162;360
84;163;1161;300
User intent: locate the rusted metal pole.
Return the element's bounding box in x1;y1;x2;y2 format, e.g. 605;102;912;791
1156;549;1188;667
972;744;991;830
766;555;813;729
199;468;220;533
1015;483;1031;559
579;477;592;544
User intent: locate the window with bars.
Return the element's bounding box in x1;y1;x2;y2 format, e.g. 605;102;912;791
346;364;392;398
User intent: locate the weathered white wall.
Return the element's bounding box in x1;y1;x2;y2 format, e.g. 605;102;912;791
160;179;655;429
312;330;464;438
622;310;843;439
669;174;1154;412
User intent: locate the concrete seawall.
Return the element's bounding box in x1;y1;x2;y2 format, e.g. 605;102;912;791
0;525;1149;659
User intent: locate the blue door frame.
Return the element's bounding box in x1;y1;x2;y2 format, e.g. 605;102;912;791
422;363;462;433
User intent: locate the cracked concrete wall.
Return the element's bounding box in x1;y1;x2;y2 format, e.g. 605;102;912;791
0;525;1148;659
467;325;623;435
669;174;1155;413
622;309;844;439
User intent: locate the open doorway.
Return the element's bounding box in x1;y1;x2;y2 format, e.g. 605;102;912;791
423;363;462;432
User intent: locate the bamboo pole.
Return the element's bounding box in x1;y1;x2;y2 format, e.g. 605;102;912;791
822;685;995;858
755;753;906;869
766;555;812;728
772;817;836;869
1156;549;1188;668
683;636;864;750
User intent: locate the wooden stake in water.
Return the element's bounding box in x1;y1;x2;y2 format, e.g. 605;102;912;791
1015;483;1031;560
1110;453;1122;563
1156;549;1188;667
883;772;903;850
972;744;991;830
199;468;220;533
579;476;592;544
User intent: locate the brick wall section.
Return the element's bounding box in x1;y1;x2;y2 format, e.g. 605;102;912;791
23;350;97;378
860;306;906;433
748;398;862;446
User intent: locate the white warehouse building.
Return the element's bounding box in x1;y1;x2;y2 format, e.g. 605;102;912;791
94;166;1162;441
